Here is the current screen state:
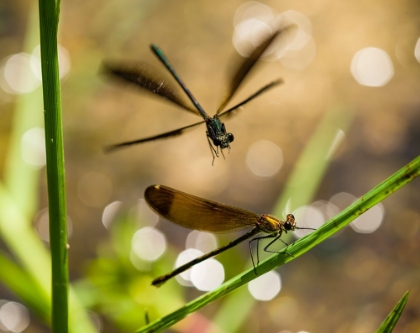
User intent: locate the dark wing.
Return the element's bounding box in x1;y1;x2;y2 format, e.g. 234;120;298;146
216;25;295;114
101;61;200;116
145;185;259;233
218;79;283;118
104;120;205;153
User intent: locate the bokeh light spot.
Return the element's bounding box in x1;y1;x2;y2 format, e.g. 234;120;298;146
414;37;420;63
233;2;275;28
102;201;122;229
329;192;357;210
132;227;166;261
233;19;274;57
232;4;315;69
351;47;394;87
280;10;312;51
248;271;281;301
246;140;283;177
186;231;218;254
0;53;41;94
0;301;30;332
293;205;324;238
21;127;46;168
174;249;203;286
191;259;225;291
350;203;384;234
329;193;384;234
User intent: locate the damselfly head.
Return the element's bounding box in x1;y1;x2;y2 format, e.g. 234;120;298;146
283;214;296;231
212;133;234;149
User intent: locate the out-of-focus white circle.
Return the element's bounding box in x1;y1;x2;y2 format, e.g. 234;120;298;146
186;231;218;254
0;53;41;94
233;19;274;57
102;201;122;229
246;140;283;177
350;47;394;87
292;205;324;238
233;2;275;27
280;10;312;50
350;203;384;234
232;4;315;69
21;127;46;168
329;192;357;210
414;37;420;63
132;227;166;261
190;259;225;291
275;10;315;68
248;271;281;301
0;301;30;332
174;248;204;286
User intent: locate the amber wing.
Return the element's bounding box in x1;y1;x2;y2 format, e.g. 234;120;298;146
145;185;259;233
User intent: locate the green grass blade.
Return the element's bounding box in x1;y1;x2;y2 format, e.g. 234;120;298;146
136;155;420;333
0;182;52;288
375;291;409;333
38;0;69;331
0;251;50;322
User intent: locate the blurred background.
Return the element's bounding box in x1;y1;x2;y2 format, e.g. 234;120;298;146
0;0;420;332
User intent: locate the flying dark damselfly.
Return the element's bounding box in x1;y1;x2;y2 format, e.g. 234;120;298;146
145;185;315;287
103;26;294;163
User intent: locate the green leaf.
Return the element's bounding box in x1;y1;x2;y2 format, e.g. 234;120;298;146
375;291;409;333
38;0;69;330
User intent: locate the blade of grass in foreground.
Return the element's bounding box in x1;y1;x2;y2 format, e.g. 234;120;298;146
375;291;409;333
38;0;68;331
136;155;420;333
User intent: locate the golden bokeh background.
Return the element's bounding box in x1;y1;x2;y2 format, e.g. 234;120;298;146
0;0;419;332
